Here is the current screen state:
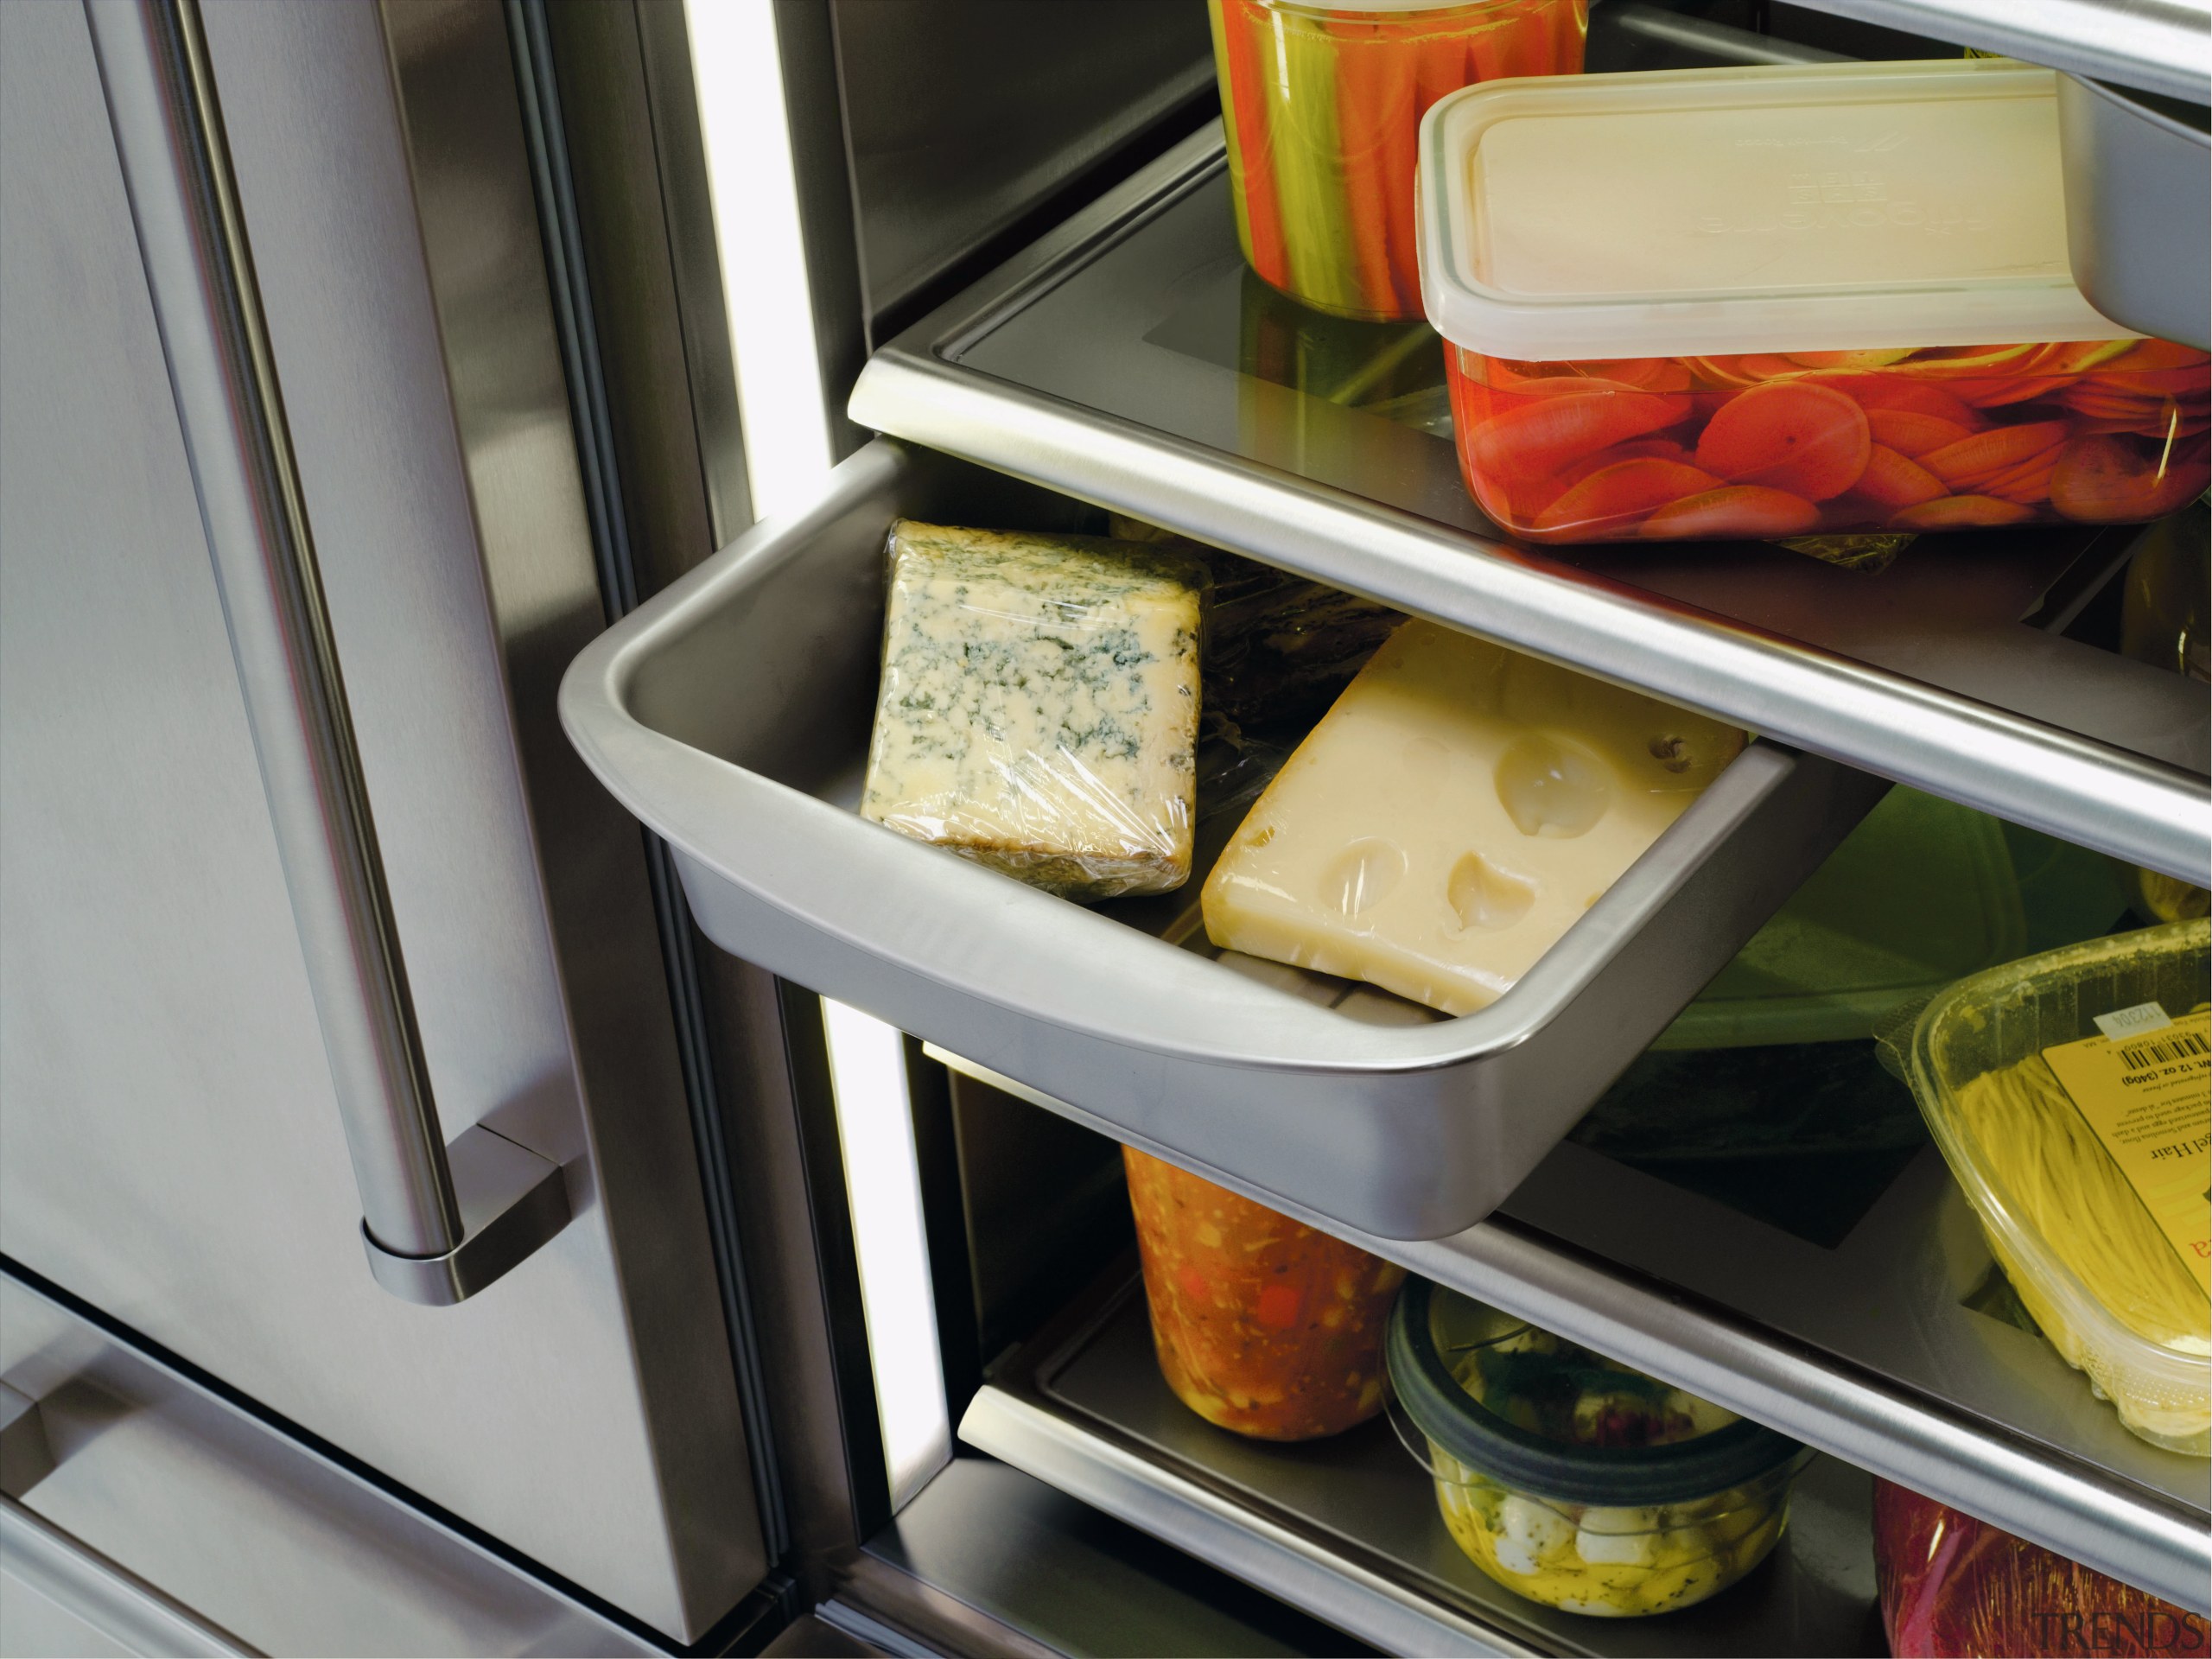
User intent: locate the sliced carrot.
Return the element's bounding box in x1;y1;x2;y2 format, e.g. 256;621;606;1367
1574;357;1695;394
1640;486;1821;540
1897;344;2038;377
1694;381;1871;501
1890;495;2035;531
1328;16;1400;316
1506;373;1665;398
1466;17;1516;82
1214;0;1290;288
1532;459;1722;537
1513;1;1558;77
1372;22;1422;315
1958;375;2069;409
1414;34;1467;119
2049;435;2209;523
1733;353;1808;382
2100;339;2208;374
2026;340;2139;375
2089;348;2208;398
1786;349;1916;371
1686;355;1764;389
1817;375;1986;429
1981;454;2062;505
1853;445;1948;511
1918;421;2074;490
1553;0;1589;72
1546;438;1693;493
1866;410;1976;459
1470;391;1689;485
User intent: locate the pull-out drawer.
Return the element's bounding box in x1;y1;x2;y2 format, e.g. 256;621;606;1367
560;440;1885;1239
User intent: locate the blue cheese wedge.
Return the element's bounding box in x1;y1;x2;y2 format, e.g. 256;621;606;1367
861;521;1205;899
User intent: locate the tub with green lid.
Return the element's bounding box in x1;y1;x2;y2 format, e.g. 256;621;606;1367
1386;1278;1811;1616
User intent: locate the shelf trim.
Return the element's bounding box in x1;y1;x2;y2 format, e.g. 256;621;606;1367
852;351;2209;885
1778;0;2212;105
931;1048;2212;1614
959;1387;1535;1657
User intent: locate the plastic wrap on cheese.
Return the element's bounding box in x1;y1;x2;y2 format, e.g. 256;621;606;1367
1109;512;1403;732
861;521;1205;900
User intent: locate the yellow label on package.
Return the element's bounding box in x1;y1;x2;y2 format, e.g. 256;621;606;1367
2042;1007;2211;1295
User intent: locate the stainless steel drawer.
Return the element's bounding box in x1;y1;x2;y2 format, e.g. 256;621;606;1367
560;439;1885;1240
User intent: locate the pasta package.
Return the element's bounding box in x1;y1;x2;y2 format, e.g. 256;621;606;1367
860;523;1205;900
1894;921;2211;1452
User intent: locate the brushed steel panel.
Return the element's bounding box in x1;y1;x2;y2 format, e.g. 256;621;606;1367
830;0;1215;331
0;1273;650;1656
1777;0;2211;104
0;0;757;1637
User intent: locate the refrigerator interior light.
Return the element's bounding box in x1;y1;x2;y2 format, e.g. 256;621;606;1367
683;0;836;521
819;999;953;1510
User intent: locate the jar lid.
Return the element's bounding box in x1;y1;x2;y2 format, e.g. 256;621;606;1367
1386;1278;1808;1505
1416;59;2129;362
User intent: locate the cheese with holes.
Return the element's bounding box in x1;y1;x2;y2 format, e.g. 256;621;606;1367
861;521;1205;899
1201;621;1744;1014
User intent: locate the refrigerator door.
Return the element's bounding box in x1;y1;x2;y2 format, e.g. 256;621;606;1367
0;0;762;1639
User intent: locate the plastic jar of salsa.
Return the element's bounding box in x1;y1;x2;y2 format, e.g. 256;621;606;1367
1387;1279;1813;1617
1124;1146;1405;1440
1210;0;1586;321
1416;60;2209;543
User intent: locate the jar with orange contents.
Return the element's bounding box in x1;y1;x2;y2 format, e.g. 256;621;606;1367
1123;1145;1407;1440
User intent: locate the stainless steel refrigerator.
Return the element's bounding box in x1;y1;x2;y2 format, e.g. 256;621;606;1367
5;1;2206;1656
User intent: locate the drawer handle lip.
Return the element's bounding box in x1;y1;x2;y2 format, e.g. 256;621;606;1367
1;1494;261;1658
85;0;568;1302
3;1385;259;1656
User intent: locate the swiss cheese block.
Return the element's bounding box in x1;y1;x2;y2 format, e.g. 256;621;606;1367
861;521;1204;900
1202;621;1744;1014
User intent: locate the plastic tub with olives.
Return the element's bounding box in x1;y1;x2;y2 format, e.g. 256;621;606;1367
1386;1278;1813;1616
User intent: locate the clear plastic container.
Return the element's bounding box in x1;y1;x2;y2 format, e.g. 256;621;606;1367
1873;1479;2210;1657
1893;920;2212;1453
1416;60;2211;542
1386;1279;1812;1615
1210;0;1586;321
2121;508;2212;925
1125;1147;1406;1440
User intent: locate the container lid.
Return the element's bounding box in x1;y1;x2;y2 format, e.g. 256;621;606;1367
1655;788;2028;1051
1386;1278;1808;1504
1417;60;2132;361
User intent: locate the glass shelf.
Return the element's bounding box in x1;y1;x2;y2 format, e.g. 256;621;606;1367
850;12;2209;882
964;1267;1885;1658
932;1039;2211;1614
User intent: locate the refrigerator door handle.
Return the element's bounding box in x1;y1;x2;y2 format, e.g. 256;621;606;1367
82;0;569;1307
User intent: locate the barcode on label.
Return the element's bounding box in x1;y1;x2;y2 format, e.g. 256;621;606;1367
2117;1031;2211;1070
